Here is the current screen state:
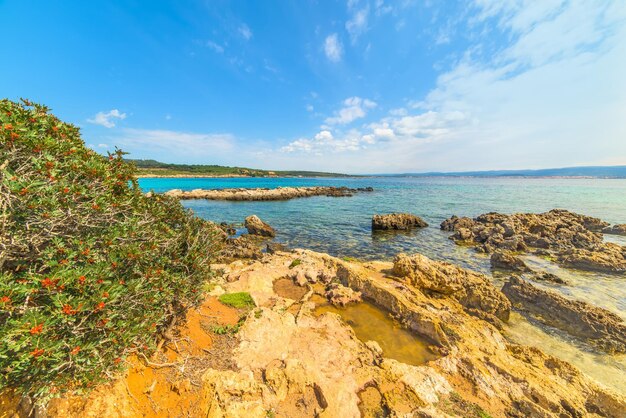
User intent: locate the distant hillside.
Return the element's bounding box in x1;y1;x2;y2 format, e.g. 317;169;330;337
397;166;626;178
127;159;353;178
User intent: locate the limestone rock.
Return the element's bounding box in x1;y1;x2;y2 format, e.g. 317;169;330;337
266;242;289;254
502;276;626;353
490;251;530;272
164;186;373;201
245;215;276;237
221;235;263;260
372;213;428;230
441;209;626;273
325;283;362;306
392;253;511;322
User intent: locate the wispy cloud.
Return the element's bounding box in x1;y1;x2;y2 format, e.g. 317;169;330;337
109;129;235;160
346;5;369;43
324;33;343;62
325;97;377;125
87;109;126;128
238;24;253;40
205;40;225;53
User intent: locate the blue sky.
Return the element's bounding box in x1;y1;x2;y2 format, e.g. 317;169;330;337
1;1;625;173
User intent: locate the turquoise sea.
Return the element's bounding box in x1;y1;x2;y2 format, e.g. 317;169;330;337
138;176;626;393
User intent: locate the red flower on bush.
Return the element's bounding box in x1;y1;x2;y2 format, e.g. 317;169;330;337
78;275;86;284
30;324;43;335
70;346;80;355
31;348;45;358
1;296;10;303
41;277;56;288
102;292;109;298
62;304;76;315
94;302;105;311
4;123;13;130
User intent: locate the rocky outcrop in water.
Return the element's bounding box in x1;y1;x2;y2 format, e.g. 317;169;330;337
603;224;626;236
164;186;373;201
441;209;626;273
502;276;626;354
490;250;530;272
371;213;428;230
210;250;625;417
244;215;276;237
392;253;511;322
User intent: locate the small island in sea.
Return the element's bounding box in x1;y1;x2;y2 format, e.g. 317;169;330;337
2;1;626;417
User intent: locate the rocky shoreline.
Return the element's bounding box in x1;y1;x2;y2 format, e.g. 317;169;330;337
163;186;374;201
7;210;626;417
203;248;625;417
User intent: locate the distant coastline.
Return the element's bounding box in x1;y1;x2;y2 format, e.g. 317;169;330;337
131;160;626;179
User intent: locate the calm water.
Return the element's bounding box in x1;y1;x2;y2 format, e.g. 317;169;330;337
139;176;626;393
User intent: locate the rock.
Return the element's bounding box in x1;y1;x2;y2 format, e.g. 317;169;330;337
221;235;263;260
216;250;626;417
245;215;276;237
266;242;289;254
164;186;373;201
392;253;511;321
218;221;236;236
440;215;474;232
530;271;568;285
502;276;626;353
559;243;626;273
603;224;626;236
441;209;626;273
490;251;530;272
325;283;362;306
372;213;428;231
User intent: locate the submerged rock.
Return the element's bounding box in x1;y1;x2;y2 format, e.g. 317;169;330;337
490;251;530;272
245;215;276;237
502;276;626;354
441;209;626;273
372;213;428;231
392;253;511;322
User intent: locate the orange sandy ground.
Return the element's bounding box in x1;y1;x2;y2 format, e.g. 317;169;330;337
1;297;240;418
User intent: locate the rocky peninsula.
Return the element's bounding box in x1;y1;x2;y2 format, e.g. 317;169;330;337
163;186;374;201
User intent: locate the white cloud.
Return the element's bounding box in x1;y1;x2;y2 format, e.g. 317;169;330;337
206;40;224;53
97;143;108;148
324;34;343;62
269;1;626;173
109;129;235;160
87;109;127;128
238;24;253;40
325;97;377;125
346;6;369;42
281;129;373;154
306;104;314;112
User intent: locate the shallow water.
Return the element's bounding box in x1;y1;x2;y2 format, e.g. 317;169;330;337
139;176;626;394
311;295;437;366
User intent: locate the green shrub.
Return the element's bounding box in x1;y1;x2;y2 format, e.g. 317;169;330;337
218;292;255;309
289;259;302;269
0;99;223;400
